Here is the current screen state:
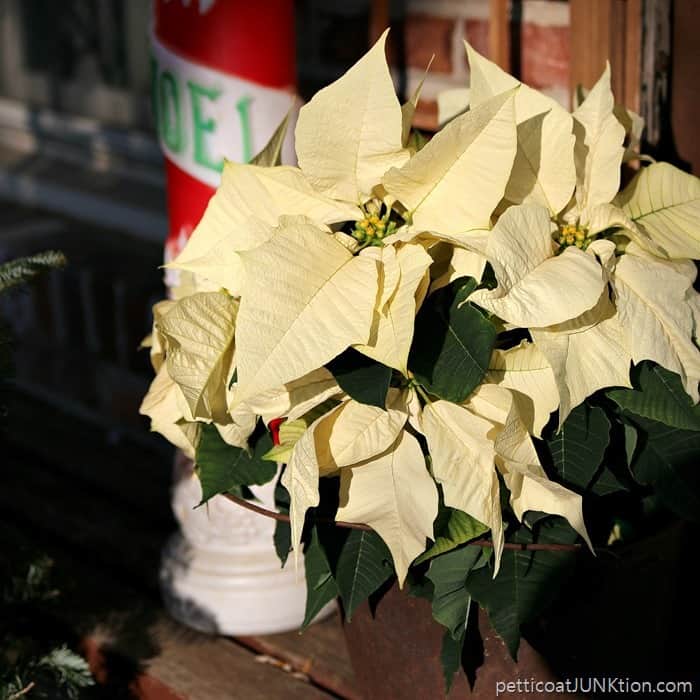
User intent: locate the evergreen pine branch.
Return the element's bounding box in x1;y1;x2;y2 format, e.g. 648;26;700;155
38;646;95;696
0;251;67;294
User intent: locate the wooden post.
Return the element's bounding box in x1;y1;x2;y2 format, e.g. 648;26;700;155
569;0;641;111
489;0;511;71
369;0;390;45
624;0;642;114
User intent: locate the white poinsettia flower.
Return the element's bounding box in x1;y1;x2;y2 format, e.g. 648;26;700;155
139;364;201;460
464;46;669;260
537;67;660;262
468;203;605;329
227;38;521;400
531;240;633;425
381;86;517;239
159;30;525;405
168;29;408;297
614;162;700;260
533;234;700;422
465;43;576;217
282;388;436;579
421;396;504;573
485;339;560;438
420;383;591;576
335;426;439;586
463;49;700;415
611;244;700;402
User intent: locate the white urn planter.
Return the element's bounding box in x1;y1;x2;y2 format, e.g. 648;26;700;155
160;452;333;635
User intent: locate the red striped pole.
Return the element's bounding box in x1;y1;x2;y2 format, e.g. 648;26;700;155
151;0;297;276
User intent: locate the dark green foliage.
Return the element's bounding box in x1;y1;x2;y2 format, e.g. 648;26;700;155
439;630;465;692
546;403;624;495
335;530;393;621
608;362;700;430
409;277;496;403
301;527;339;629
1;556;94;699
465;518;578;659
427;546;481;639
301;524;396;628
273;480;292;567
426;545;486;690
326;348;392;409
273;521;292;568
195;423;276;504
629;416;700;521
416;508;488;565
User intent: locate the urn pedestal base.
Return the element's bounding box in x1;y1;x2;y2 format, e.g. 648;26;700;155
160;457;333;636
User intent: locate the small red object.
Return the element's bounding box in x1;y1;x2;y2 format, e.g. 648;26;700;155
268;418;285;446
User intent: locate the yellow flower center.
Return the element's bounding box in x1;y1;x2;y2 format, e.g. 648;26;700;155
556;223;590;251
351;213;395;246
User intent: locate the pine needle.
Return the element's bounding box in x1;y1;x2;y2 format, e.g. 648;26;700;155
0;251;67;294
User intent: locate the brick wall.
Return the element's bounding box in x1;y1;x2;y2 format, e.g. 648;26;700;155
404;0;571;130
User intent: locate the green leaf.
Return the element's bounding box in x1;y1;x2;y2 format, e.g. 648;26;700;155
623;422;638;465
608;362;700;431
406;572;434;601
196;424;276;504
547;403;623;495
335;530;394;620
407;128;429;153
465;519;577;659
416;509;488;565
273;520;292;568
272;478;292;567
38;645;94;690
275;478;291;513
631;416;700;521
590;465;627;496
409;277;496;403
326;347;392;408
302;527;338;629
427;545;481;639
440;628;465;693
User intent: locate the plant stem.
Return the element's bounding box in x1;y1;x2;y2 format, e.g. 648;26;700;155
9;681;36;699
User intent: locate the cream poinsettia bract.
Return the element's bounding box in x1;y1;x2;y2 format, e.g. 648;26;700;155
140;30;700;592
464;46;700;424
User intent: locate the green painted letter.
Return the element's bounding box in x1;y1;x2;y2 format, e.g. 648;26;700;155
187;81;223;172
159;70;183;153
235;95;253;163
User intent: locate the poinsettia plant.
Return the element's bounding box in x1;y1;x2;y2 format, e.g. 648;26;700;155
141;30;700;684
